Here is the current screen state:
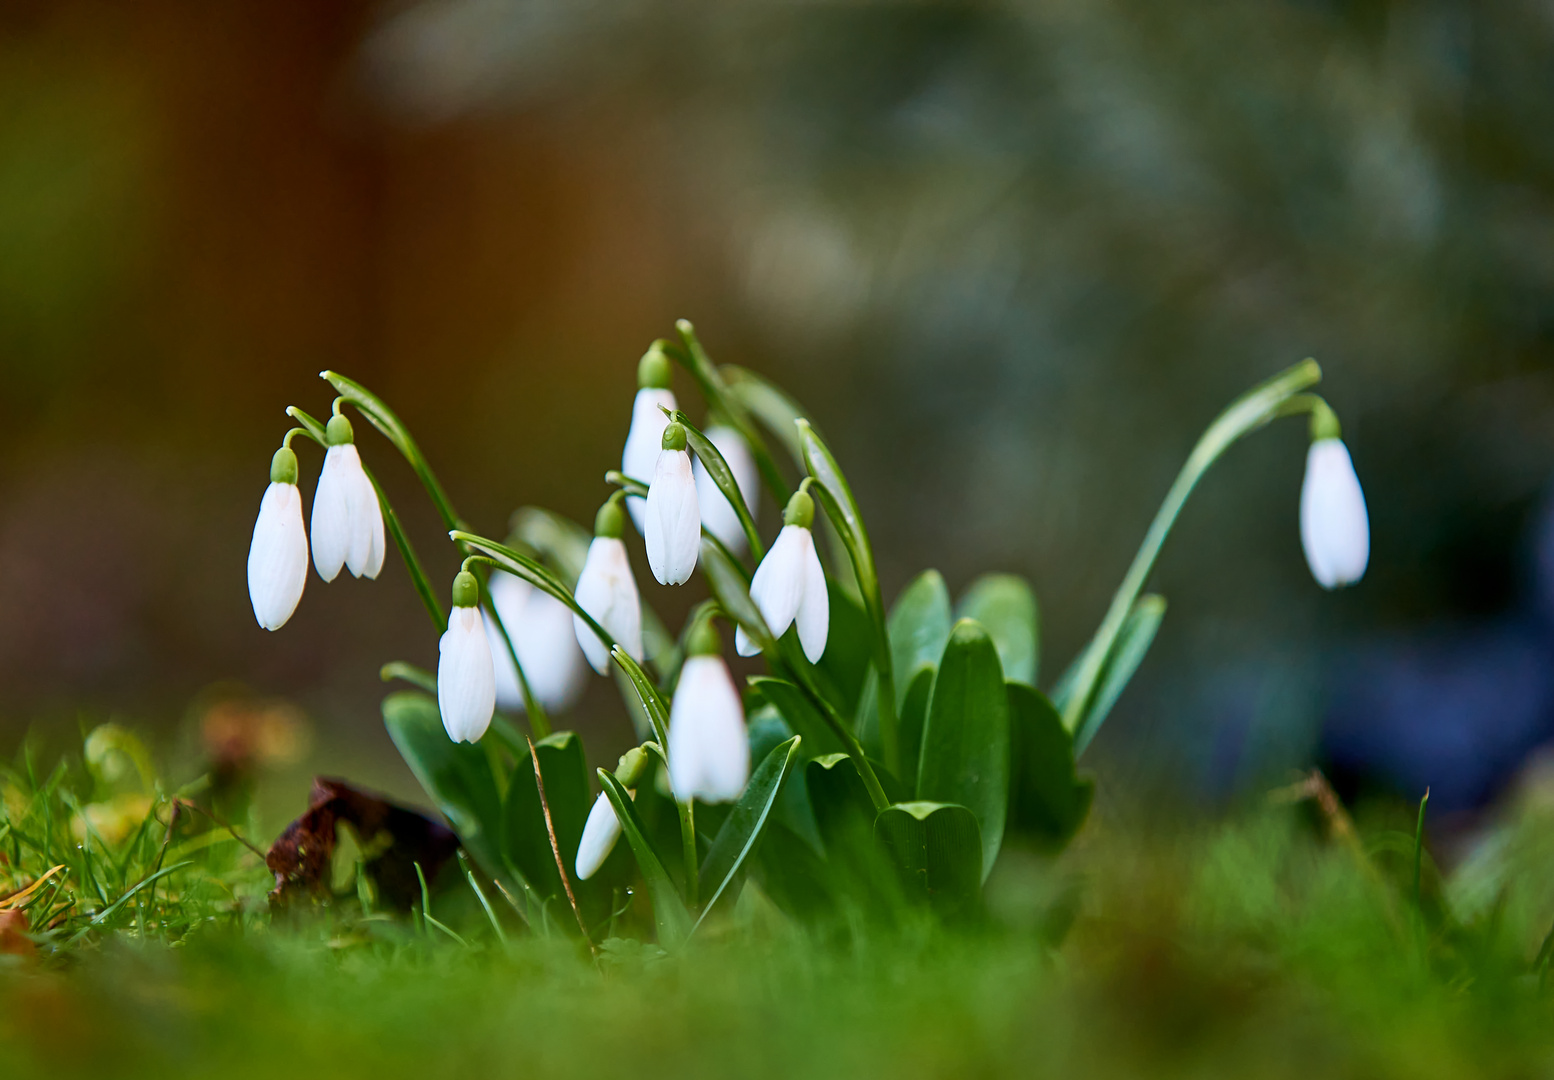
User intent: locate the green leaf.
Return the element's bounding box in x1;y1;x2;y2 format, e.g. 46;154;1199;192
698;536;774;653
674;411;763;558
611;647;671;751
916;620;1010;880
597;769;693;950
507;507;589;587
874;802;983;921
897;665;935;797
815;582;872;715
1073;594;1166;755
797;419;877;606
450;531;606;643
1005;684;1093;852
503;732;594;921
750;676;844;757
955;574;1039;686
889;570;953;701
694;736;802;930
382;691;506;879
720;364;810;464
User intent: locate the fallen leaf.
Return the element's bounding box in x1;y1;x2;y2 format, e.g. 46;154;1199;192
266;777;459;910
0;908;33;957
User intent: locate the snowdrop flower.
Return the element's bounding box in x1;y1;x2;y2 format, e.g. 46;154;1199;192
645;422;700;586
622;343;677;530
438;570;495;743
573;494;643;674
737;488;829;662
310;414;385;582
1300;415;1369;589
668;621;749;804
247;446;309;630
693;423;759;554
484;571;589;713
575;792;623;880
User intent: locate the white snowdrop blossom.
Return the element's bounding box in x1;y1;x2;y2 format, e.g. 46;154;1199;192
1300;437;1369;590
645;424;700;586
438;572;495;743
483;571;589;713
310;417;385;582
668;629;749;803
575;792;623;880
573;497;643;674
693;423;759;554
622;345;678;530
248;449;310;631
737;496;830;662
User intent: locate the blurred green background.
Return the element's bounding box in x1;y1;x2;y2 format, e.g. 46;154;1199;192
2;0;1552;828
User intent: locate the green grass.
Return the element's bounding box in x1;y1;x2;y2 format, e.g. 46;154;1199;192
7;732;1554;1078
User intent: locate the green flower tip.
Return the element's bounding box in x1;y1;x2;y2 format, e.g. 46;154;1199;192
687;618;722;658
269;446;299;485
661;422;687;452
594;494;626;539
451;570;480;609
1309;400;1342;442
783;489;815;529
638;343;673;390
325;413;354;446
614;746;650;788
948;617;991;648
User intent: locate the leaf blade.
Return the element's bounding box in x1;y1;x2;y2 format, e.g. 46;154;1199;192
597;769;693;949
694;735;802;931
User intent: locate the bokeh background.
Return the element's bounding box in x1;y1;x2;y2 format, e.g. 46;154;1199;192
3;0;1553;830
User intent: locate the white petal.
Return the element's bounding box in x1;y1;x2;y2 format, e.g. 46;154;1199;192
668;655;749;803
1300;439;1369;589
750;525;807;638
438;606;495;743
334;446;383;580
515;590;590;711
622;388;676;531
310;447;353;582
644;449;700;585
573;537;642;674
575;792;624;880
793;528;830;663
734;625;760;658
484;572;533;710
693;425;758;554
248;482;308;630
485;608;522;711
361;490;386;579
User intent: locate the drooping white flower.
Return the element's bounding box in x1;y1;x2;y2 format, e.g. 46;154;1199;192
438;571;495;743
310;415;385;582
645;423;700;586
1300;436;1369;590
668;625;749;804
247;446;309;631
622;345;677;530
484;571;589;713
575;792;623;880
573;497;643;674
736;489;829;662
693;423;759;554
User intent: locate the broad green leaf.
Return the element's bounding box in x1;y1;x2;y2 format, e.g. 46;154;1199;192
897;665;935;797
804;754;903;918
751;822;835;925
507;507;589;586
382;691;505;878
503;732;598;924
955;574;1039;686
598;769;693;949
695;736;802;930
806;753;906;853
1006;683;1094;852
916;620;1010;880
1073;594;1166;755
874;802;982;922
888;570;952;701
748;706;822;852
674;411;763;558
750;676;844;757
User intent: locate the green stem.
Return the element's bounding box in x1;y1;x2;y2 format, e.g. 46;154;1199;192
668;321;792;505
787;657;890;811
1060;358;1323;732
680;799;699;911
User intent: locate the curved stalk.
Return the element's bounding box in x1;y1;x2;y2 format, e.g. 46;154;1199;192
1059;358;1323;734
